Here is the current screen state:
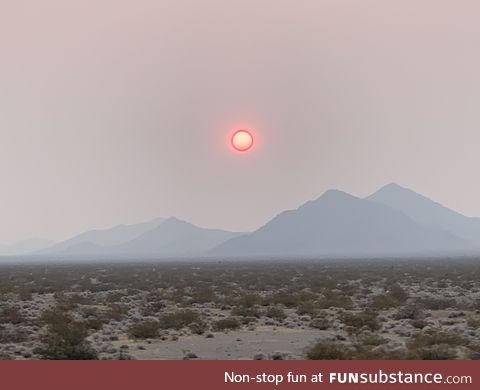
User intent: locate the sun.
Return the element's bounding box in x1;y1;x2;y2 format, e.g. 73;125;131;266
231;130;254;152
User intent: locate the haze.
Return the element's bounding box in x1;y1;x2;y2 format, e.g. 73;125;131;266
1;0;480;243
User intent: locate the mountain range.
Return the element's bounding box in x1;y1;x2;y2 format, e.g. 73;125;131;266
211;188;469;257
0;238;55;256
3;183;480;258
367;183;480;243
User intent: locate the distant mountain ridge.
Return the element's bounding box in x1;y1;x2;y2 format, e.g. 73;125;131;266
40;217;244;257
7;183;480;259
212;189;468;257
367;183;480;245
37;217;167;254
114;217;243;255
0;238;55;256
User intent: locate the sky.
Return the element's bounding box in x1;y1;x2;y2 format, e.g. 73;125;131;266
1;0;480;243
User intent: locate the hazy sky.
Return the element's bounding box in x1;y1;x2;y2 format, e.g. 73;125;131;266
1;0;480;243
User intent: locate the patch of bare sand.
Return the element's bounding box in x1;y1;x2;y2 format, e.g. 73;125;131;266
110;326;329;360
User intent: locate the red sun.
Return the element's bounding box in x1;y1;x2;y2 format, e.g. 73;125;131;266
231;130;254;152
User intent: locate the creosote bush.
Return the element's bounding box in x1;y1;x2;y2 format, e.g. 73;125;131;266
264;306;287;321
159;309;202;330
306;341;348;360
341;311;380;334
213;317;241;331
407;331;465;360
0;305;25;324
35;308;97;360
127;320;160;339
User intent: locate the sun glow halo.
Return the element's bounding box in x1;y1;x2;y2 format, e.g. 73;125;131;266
231;130;254;152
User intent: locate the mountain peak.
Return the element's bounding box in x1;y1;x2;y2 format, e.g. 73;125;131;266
319;189;357;200
376;182;411;193
368;183;436;204
367;183;480;243
323;188;349;195
164;216;181;223
368;183;434;205
162;216;193;227
213;185;467;257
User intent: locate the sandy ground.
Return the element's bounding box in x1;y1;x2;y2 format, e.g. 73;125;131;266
108;326;326;360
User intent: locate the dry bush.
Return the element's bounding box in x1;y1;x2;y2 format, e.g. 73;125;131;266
306;341;349;360
264;306;287;321
127;320;160;339
213;317;241;331
35;308;97;360
341;311;380;334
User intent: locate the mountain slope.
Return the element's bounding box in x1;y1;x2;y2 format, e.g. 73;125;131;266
115;217;244;255
40;217;166;254
0;238;55;256
367;183;480;244
57;217;244;256
212;189;467;256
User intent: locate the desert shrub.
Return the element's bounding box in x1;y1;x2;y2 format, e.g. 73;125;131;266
145;291;164;302
410;331;465;347
349;344;406;360
191;287;216;304
188;320;208;335
85;317;107;331
341;311;380;333
65;293;92;306
306;341;348;360
127;320;160;339
78;306;109;331
0;325;29;343
371;294;397;310
410;345;457;360
467;316;480;329
164;288;186;305
418;297;456;310
0;351;14;360
105;291;127;303
297;290;317;302
318;292;353;310
394;305;424;320
357;332;386;346
371;284;408;310
0;305;25;324
270;292;298;308
231;305;261;318
407;331;465;360
54;294;91;311
213;317;241;331
236;293;262;307
0;352;13;360
296;300;317;316
239;316;258;325
141;301;166;316
158;310;201;330
468;343;480;360
310;316;330;330
106;303;129;321
35;309;97;360
40;307;69;323
471;299;480;311
410;319;428;329
264;306;287;321
18;287;33;301
388;284;408;303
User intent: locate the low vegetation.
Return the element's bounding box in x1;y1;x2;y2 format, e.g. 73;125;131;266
0;258;479;359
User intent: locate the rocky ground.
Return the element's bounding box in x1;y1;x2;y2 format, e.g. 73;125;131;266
0;258;479;360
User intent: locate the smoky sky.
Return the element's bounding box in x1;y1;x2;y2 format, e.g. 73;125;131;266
1;0;480;243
